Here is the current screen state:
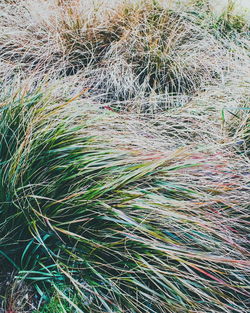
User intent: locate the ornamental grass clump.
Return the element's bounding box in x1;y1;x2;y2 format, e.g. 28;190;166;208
0;0;233;107
57;1;230;103
0;88;249;312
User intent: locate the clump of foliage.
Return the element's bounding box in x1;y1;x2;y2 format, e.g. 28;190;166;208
0;0;235;106
0;89;249;312
58;1;230;102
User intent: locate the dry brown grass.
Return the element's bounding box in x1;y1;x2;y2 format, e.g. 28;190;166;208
1;0;248;107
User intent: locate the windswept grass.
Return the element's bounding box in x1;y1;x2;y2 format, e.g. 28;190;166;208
0;87;249;312
0;1;249;312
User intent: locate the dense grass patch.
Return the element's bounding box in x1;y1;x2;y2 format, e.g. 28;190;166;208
0;1;249;312
1;0;248;109
0;89;249;312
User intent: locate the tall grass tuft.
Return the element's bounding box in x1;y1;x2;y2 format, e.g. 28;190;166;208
0;88;249;312
1;0;246;109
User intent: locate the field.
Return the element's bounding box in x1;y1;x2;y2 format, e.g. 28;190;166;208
0;1;249;312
